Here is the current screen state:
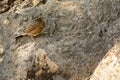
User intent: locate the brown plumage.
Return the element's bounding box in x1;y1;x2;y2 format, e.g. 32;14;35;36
23;16;45;36
17;16;45;41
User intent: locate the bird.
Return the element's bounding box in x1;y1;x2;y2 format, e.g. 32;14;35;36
15;16;45;42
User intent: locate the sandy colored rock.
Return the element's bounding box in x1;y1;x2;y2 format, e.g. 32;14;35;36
3;18;10;26
0;44;4;55
90;43;120;80
14;42;58;80
0;44;4;63
32;0;43;6
33;49;58;80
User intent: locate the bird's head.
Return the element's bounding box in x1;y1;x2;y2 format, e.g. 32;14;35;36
35;16;44;22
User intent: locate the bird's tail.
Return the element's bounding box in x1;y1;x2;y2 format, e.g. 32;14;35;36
13;31;27;39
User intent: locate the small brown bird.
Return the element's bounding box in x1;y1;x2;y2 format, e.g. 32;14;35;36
16;16;45;41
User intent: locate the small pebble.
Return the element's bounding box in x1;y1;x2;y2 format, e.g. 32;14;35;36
3;18;10;26
0;44;4;63
23;17;28;22
0;44;4;55
88;31;92;35
32;0;42;6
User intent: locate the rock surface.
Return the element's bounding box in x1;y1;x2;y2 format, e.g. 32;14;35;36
15;44;58;80
0;0;120;80
0;44;4;63
89;43;120;80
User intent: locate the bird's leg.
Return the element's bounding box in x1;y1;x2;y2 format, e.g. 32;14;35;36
31;36;35;42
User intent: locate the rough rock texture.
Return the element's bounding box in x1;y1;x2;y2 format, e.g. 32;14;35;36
0;0;13;13
0;44;4;63
15;45;58;80
0;0;120;80
90;43;120;80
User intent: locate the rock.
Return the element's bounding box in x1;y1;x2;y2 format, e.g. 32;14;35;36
3;18;10;26
33;49;58;80
0;0;120;80
0;0;9;13
89;43;120;80
0;44;4;63
14;42;58;80
32;0;42;6
0;44;4;55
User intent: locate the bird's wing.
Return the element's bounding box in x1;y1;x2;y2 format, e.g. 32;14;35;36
23;21;39;33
